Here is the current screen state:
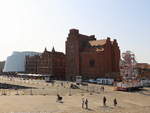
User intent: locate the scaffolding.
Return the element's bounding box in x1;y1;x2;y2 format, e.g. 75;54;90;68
115;51;143;91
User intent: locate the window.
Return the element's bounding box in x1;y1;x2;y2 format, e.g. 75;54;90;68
89;59;95;67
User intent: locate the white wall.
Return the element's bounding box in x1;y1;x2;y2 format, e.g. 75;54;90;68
3;51;40;72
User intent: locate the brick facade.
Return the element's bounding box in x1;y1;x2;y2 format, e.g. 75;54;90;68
25;29;120;81
66;29;120;80
25;48;65;80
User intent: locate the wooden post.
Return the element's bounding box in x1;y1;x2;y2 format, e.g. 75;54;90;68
30;88;33;95
69;87;71;96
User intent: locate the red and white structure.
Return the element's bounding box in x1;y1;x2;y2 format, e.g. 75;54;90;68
115;51;143;91
120;51;137;80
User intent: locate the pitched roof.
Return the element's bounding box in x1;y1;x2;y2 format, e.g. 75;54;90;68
136;63;150;69
89;39;107;46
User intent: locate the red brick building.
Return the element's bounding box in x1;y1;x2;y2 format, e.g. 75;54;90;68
25;48;65;80
25;55;39;74
66;29;120;80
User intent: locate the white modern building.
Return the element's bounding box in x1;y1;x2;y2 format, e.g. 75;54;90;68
3;51;41;72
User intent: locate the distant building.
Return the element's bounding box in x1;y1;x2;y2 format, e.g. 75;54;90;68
3;28;121;81
65;29;120;80
135;63;150;79
25;48;66;80
25;54;39;74
0;61;5;73
3;51;40;72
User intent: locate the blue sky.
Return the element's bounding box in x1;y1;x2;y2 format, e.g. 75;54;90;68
0;0;149;63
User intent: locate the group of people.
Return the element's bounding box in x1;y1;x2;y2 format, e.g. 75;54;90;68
103;96;117;107
81;96;117;109
82;98;89;109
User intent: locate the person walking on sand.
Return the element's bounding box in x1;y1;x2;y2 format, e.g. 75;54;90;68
82;97;85;109
103;96;106;106
101;86;104;92
85;98;88;109
114;98;117;107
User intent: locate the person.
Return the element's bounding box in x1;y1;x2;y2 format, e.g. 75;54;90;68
85;98;88;109
114;98;117;106
82;97;85;108
100;86;104;92
56;94;63;102
103;96;106;106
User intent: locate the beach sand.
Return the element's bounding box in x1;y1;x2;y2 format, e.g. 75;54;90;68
0;77;150;113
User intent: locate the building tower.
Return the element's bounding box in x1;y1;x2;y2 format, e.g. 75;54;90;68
65;29;120;81
65;29;80;80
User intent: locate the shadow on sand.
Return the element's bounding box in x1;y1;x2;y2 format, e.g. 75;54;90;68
0;83;36;89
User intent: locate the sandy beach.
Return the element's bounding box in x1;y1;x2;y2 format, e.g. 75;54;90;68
0;76;150;113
